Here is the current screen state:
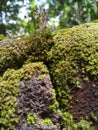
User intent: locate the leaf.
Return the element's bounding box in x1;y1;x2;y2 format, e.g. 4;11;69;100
30;0;35;10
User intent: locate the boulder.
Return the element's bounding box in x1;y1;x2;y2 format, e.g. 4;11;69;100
0;23;98;130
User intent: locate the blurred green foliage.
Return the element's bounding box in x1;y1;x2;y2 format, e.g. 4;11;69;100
47;0;98;28
0;0;98;35
0;0;26;35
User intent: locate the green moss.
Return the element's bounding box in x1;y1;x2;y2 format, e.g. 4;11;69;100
49;89;59;112
38;74;47;80
0;62;48;129
27;113;37;124
48;23;98;109
0;79;19;129
90;112;97;122
23;28;53;62
57;111;93;130
0;23;97;129
27;113;53;127
0;29;53;74
77;120;93;130
40;118;53;126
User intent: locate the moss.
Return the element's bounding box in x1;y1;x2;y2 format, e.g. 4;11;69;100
0;28;53;74
0;62;48;129
90;112;97;122
27;113;53;127
57;111;93;130
48;23;98;109
77;120;93;130
38;74;47;80
0;77;19;129
24;28;52;61
40;118;53;126
48;89;59;112
27;113;37;124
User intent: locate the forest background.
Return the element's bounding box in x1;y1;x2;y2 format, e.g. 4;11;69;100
0;0;98;36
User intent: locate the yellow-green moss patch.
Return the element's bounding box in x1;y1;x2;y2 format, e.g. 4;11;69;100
48;23;98;109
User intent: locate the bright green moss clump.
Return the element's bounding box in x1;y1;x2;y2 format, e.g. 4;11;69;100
48;23;98;109
40;118;53;126
27;113;37;124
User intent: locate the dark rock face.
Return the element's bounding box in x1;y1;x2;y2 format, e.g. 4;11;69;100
69;80;98;129
15;73;59;130
14;124;58;130
17;73;53;116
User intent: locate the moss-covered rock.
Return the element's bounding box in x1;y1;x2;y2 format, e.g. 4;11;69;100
0;23;98;130
0;62;61;130
48;23;98;104
48;23;98;128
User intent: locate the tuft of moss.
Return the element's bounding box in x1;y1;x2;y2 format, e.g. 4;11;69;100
40;118;53;126
25;28;53;62
48;89;59;112
27;113;37;124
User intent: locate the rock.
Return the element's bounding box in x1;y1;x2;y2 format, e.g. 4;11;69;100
0;23;98;130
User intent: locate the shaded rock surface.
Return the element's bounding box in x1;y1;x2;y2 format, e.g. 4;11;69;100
14;124;58;130
69;80;98;128
15;73;60;130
